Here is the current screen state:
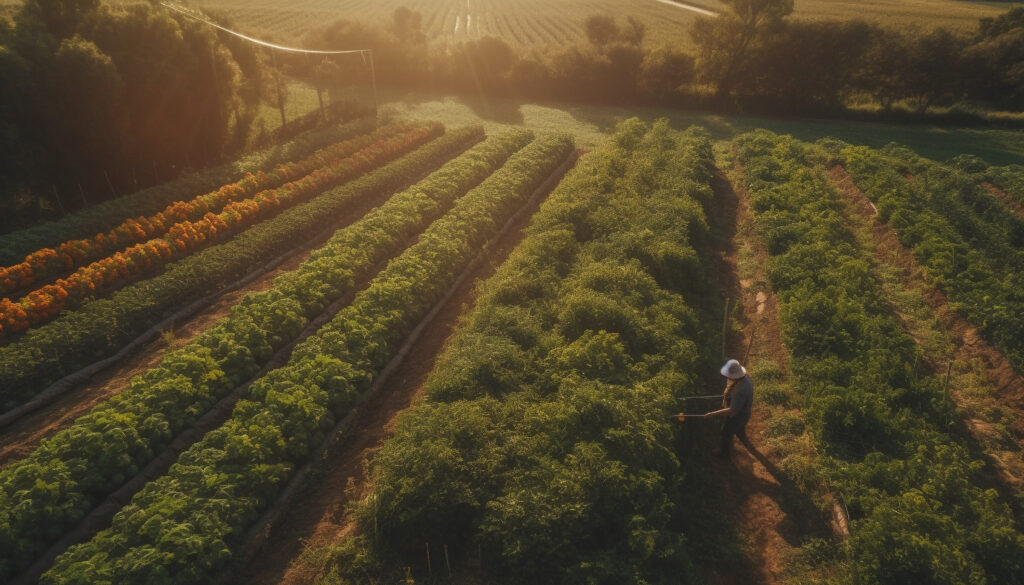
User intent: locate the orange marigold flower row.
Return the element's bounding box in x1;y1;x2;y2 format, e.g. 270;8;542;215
0;125;435;337
0;124;412;297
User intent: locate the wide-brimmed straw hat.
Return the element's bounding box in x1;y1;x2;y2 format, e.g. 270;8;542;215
720;359;747;380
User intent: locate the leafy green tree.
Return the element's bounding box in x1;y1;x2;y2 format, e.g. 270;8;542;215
585;14;619;47
16;0;98;39
690;0;794;98
638;47;695;101
45;35;122;181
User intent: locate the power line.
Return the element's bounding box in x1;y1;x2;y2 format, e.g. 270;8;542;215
160;2;371;55
159;2;379;114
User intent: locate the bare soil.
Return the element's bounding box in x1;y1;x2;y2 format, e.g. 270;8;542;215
698;163;834;585
829;165;1024;496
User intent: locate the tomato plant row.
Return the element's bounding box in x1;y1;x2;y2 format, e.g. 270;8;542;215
364;120;719;584
0;118;391;296
0;126;538;581
40;133;575;585
0;124;441;337
0;126;459;412
737;130;1024;584
841;146;1024;373
0;118;377;267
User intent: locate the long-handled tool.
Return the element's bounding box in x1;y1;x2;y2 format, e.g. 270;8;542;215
668;413;710;423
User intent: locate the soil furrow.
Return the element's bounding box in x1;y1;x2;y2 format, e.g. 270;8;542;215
701;158;836;585
0;160;448;461
7;218;427;585
981;181;1024;219
829;164;1024;503
230;150;579;585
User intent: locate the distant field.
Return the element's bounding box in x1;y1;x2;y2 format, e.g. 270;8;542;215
187;0;1006;47
0;0;1009;46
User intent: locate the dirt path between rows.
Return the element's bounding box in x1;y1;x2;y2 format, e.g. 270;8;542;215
981;182;1024;220
0;188;399;469
829;165;1024;497
234;155;578;585
699;161;836;585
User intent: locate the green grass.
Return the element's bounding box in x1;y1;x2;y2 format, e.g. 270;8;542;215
381;89;1024;164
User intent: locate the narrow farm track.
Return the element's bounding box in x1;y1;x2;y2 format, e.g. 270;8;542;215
232;151;579;585
829;165;1024;500
702;159;835;585
0;169;425;449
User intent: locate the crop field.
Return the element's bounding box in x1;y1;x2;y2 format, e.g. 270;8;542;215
0;108;1022;584
0;0;1007;48
6;0;1024;581
180;0;1005;46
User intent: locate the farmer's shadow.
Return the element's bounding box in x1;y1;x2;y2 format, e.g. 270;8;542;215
737;436;832;543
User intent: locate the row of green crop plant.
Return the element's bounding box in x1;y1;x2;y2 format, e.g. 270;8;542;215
0;126;536;581
40;133;575;585
982;163;1024;207
870;147;1024;261
0;124;441;337
0;126;461;412
0;118;393;296
0;117;378;266
339;119;719;584
839;145;1024;374
737;130;1024;584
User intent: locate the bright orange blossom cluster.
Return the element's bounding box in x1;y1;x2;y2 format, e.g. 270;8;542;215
0;127;436;338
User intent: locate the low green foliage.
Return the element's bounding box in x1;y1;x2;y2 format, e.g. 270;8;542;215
0;124;446;412
358;119;719;584
737;129;1024;584
40;132;575;585
841;144;1024;373
0;125;521;580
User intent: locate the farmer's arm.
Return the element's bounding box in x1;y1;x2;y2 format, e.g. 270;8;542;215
708;384;750;418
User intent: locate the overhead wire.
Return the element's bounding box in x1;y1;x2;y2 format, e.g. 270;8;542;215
159;2;371;55
158;1;379;113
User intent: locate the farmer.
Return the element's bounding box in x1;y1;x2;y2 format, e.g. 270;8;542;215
707;359;753;457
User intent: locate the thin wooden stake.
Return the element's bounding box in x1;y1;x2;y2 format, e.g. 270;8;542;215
104;170;117;198
721;297;731;359
444;543;452;577
52;185;65;215
744;321;757;365
78;183;87;207
425;542;432;575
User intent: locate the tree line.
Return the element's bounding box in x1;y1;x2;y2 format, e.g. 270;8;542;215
4;0;1024;232
0;0;266;231
290;1;1024;118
